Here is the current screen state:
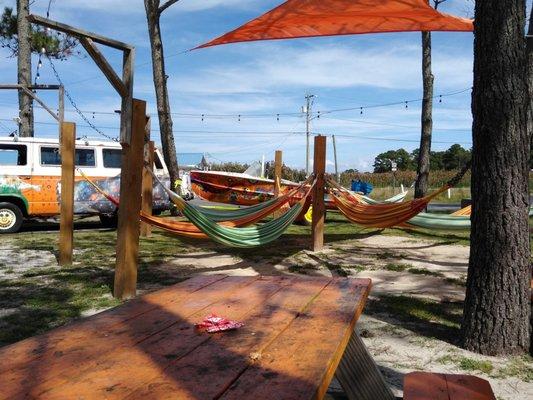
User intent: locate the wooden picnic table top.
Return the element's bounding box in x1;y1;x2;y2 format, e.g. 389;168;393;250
0;274;372;400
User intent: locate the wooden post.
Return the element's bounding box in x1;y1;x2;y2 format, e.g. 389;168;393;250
312;135;326;252
59;122;75;266
114;99;146;300
140;119;154;238
274;150;282;197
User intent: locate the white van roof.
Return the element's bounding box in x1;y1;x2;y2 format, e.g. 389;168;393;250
0;136;122;148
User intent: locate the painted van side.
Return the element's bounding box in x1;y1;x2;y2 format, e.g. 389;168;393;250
0;137;171;231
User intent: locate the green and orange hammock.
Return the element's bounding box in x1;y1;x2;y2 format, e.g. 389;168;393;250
326;164;471;229
79;169;315;247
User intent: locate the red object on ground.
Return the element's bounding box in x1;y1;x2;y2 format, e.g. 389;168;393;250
196;314;244;333
196;0;473;49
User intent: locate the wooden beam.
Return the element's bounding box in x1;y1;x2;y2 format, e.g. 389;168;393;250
59;122;75;266
120;49;134;145
114;99;146;300
21;87;59;121
79;37;128;98
141;118;154;238
312;135;326;252
27;15;133;51
274;150;282;197
0;84;61;90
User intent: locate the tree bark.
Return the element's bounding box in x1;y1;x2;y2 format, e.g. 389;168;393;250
17;0;33;137
415;30;434;199
144;0;180;192
462;0;530;356
526;0;533;358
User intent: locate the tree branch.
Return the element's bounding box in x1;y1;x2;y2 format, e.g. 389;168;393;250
158;0;181;15
433;0;448;10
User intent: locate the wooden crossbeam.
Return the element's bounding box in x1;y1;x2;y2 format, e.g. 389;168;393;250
0;84;61;90
20;87;59;121
27;15;133;51
79;37;128;98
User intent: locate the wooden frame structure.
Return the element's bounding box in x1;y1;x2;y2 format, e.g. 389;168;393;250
28;15;144;299
312;135;327;252
0;84;75;264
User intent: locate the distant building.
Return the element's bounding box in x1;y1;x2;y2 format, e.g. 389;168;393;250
178;153;209;172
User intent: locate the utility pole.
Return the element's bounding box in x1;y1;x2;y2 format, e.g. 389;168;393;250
332;135;340;182
304;94;315;176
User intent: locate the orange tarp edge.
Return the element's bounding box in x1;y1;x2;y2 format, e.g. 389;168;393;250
196;0;473;49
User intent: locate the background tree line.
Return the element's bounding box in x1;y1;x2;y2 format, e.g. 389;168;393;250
373;144;472;173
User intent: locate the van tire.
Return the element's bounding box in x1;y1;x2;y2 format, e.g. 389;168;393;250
0;202;24;234
99;213;118;228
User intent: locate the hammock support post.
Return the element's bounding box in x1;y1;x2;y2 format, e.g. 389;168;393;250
274;150;282;197
312;135;327;251
141;118;154;238
59;122;75;266
114;99;146;299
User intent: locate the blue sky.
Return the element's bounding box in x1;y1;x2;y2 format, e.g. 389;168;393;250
0;0;530;171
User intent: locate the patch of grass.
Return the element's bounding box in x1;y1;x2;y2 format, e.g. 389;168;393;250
383;263;409;272
367;295;463;343
493;355;533;382
407;267;445;278
377;251;395;260
444;276;467;287
438;354;494;374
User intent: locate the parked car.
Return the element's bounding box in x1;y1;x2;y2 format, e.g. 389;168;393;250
0;136;171;233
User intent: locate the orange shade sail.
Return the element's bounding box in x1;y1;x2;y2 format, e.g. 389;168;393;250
197;0;473;49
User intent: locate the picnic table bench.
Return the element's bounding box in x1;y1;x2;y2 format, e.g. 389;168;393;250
0;274;395;399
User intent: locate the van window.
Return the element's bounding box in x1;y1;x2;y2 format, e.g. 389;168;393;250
103;148;121;168
0;144;27;166
155;153;164;170
41;147;96;167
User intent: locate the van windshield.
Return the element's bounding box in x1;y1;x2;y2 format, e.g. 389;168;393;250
0;144;27;166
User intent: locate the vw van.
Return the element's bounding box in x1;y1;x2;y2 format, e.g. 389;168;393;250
0;136;171;233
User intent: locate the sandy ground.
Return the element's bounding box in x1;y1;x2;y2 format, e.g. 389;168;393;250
1;233;531;399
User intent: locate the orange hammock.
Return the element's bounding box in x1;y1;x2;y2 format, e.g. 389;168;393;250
78;170;312;239
451;205;471;216
327;178;449;229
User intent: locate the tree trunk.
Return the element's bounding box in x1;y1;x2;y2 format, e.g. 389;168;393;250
526;0;533;358
17;0;33;137
462;0;530;356
144;1;180;192
415;30;434;199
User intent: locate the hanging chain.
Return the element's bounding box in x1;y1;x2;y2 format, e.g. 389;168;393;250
47;56;119;142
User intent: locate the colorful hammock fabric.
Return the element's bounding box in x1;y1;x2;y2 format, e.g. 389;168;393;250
359;191;408;205
150;168;316;248
79;168;313;243
327;178;448;229
405;211;471;230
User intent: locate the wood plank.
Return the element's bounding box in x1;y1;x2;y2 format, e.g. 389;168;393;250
140;126;154;237
79;37;128;98
0;275;226;374
312;135;326;251
58;122;75;266
403;372;449;400
446;374;496;400
0;276;259;399
114;99;145;299
274;150;282;197
335;332;395;400
119;49;134;145
123;276;332;400
220;278;371;400
26;276;292;399
27;15;133;51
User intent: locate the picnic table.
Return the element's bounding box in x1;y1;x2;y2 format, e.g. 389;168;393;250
0;275;395;399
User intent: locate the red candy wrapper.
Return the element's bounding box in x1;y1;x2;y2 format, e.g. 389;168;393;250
196;314;244;333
